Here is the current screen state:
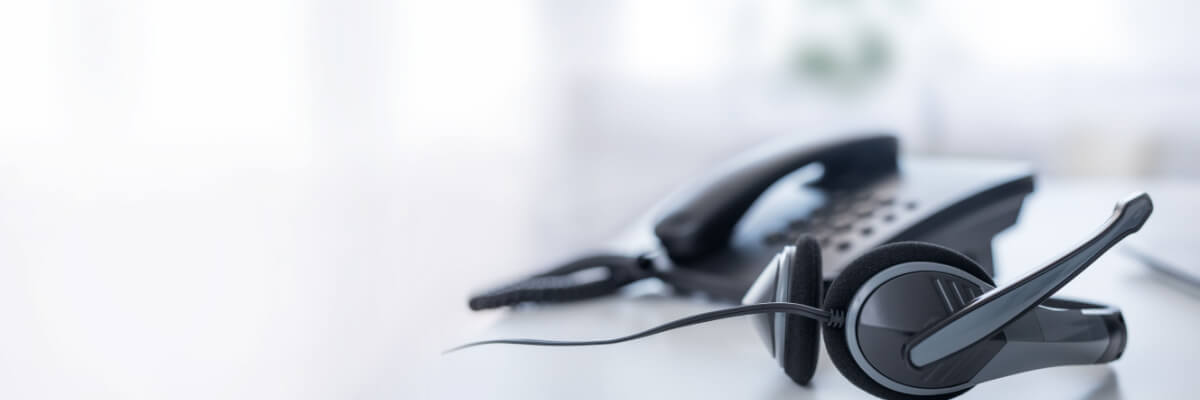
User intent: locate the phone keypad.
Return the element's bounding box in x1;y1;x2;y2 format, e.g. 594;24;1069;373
762;188;919;255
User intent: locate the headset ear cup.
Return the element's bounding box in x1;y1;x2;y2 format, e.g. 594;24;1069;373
821;242;993;400
777;237;823;385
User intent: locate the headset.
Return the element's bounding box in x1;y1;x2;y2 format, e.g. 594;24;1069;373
448;193;1152;400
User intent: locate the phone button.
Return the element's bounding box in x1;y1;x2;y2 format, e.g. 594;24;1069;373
831;215;855;231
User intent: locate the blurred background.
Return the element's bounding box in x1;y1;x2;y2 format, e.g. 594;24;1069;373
0;0;1196;399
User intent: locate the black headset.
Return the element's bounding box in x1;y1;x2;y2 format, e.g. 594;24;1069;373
449;193;1152;400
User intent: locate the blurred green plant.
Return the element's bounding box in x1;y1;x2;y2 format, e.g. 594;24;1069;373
789;0;913;96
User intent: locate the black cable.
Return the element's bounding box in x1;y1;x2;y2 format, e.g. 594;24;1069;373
444;302;837;354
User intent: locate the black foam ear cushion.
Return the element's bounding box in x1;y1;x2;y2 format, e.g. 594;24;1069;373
821;242;994;400
779;236;823;385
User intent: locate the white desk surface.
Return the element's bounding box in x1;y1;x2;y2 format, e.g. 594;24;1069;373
414;181;1200;399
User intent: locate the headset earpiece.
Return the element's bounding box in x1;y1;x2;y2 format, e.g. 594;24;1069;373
741;236;826;384
822;242;992;400
776;237;823;385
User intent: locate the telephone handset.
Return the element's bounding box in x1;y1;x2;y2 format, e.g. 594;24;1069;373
654;135;898;263
468;133;1035;310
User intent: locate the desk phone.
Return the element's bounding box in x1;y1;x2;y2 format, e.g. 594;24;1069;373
468;134;1035;308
